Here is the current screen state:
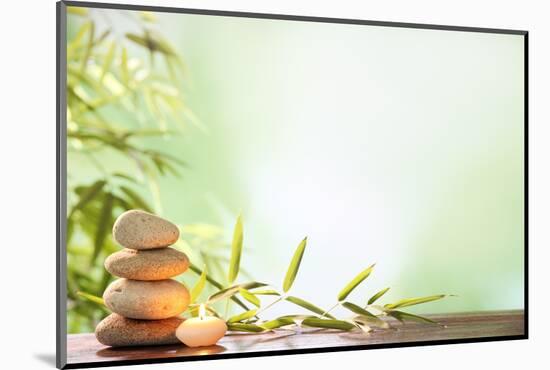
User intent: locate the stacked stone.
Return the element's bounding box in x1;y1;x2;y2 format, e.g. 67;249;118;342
95;210;190;347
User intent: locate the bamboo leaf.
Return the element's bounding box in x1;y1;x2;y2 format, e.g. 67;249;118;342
120;46;129;86
190;266;207;303
342;301;388;328
353;320;373;333
337;264;375;301
368;287;390;305
387;310;438;325
112;173;138;183
342;301;379;319
227;323;265;333
384;294;447;310
282;237;307;293
207;282;267;304
302;318;355;331
118;185;153;212
92;192;114;265
80;21;94;73
228;214;243;284
251;289;281;296
189;264;251;311
100;41;116;82
126;32;176;56
353;315;390;329
68;21;91;54
286;296;336;319
139;11;157;23
227;309;258;324
69;180;106;217
260;317;296;330
77;291;105;306
239;288;260;307
67;7;89;16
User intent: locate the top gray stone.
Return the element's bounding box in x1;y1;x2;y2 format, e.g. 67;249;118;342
112;210;180;250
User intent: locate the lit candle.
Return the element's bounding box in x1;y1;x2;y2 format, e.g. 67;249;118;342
176;304;227;347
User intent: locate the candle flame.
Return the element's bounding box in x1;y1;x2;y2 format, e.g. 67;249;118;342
199;303;206;320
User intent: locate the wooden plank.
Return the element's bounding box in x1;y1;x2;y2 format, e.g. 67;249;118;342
66;310;525;368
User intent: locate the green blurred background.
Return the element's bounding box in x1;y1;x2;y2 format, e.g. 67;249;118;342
66;7;524;333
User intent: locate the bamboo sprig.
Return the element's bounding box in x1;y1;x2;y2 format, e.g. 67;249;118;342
78;214;454;334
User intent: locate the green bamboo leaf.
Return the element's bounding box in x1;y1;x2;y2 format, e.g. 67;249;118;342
68;21;91;54
112;173;138;183
125;32;176;56
120;46;129;86
118;185;153;212
189;264;251;311
342;301;379;319
227;309;258;324
100;41;116;82
282;237;307;293
92;193;114;265
278;314;316;321
286;296;336;319
337;264;375;301
342;301;388;328
207;282;267;304
67;7;89;16
139;11;157;23
260;317;296;330
94;29;111;46
387;310;438;325
227;323;265;333
251;289;281;296
69;180;106;217
368;287;390;305
190;266;207;303
239;288;260;307
125;33;148;47
80;21;94;73
353;314;390;329
384;294;447;310
67;217;75;243
228;214;243;284
302;318;355;331
77;291;105;306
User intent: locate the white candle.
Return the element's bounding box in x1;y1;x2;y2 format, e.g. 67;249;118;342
176;304;227;347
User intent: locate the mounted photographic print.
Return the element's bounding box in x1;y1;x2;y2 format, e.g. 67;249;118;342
56;1;528;368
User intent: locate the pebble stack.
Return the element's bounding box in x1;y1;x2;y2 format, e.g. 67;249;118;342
95;210;190;347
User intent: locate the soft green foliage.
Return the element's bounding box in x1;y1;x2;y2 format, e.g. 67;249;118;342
66;9;456;333
65;8;215;333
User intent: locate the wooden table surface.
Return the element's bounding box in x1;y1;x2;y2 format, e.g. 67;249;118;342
65;310;525;369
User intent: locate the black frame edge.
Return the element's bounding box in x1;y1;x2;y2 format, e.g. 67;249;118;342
523;32;529;339
57;1;68;369
61;0;527;35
